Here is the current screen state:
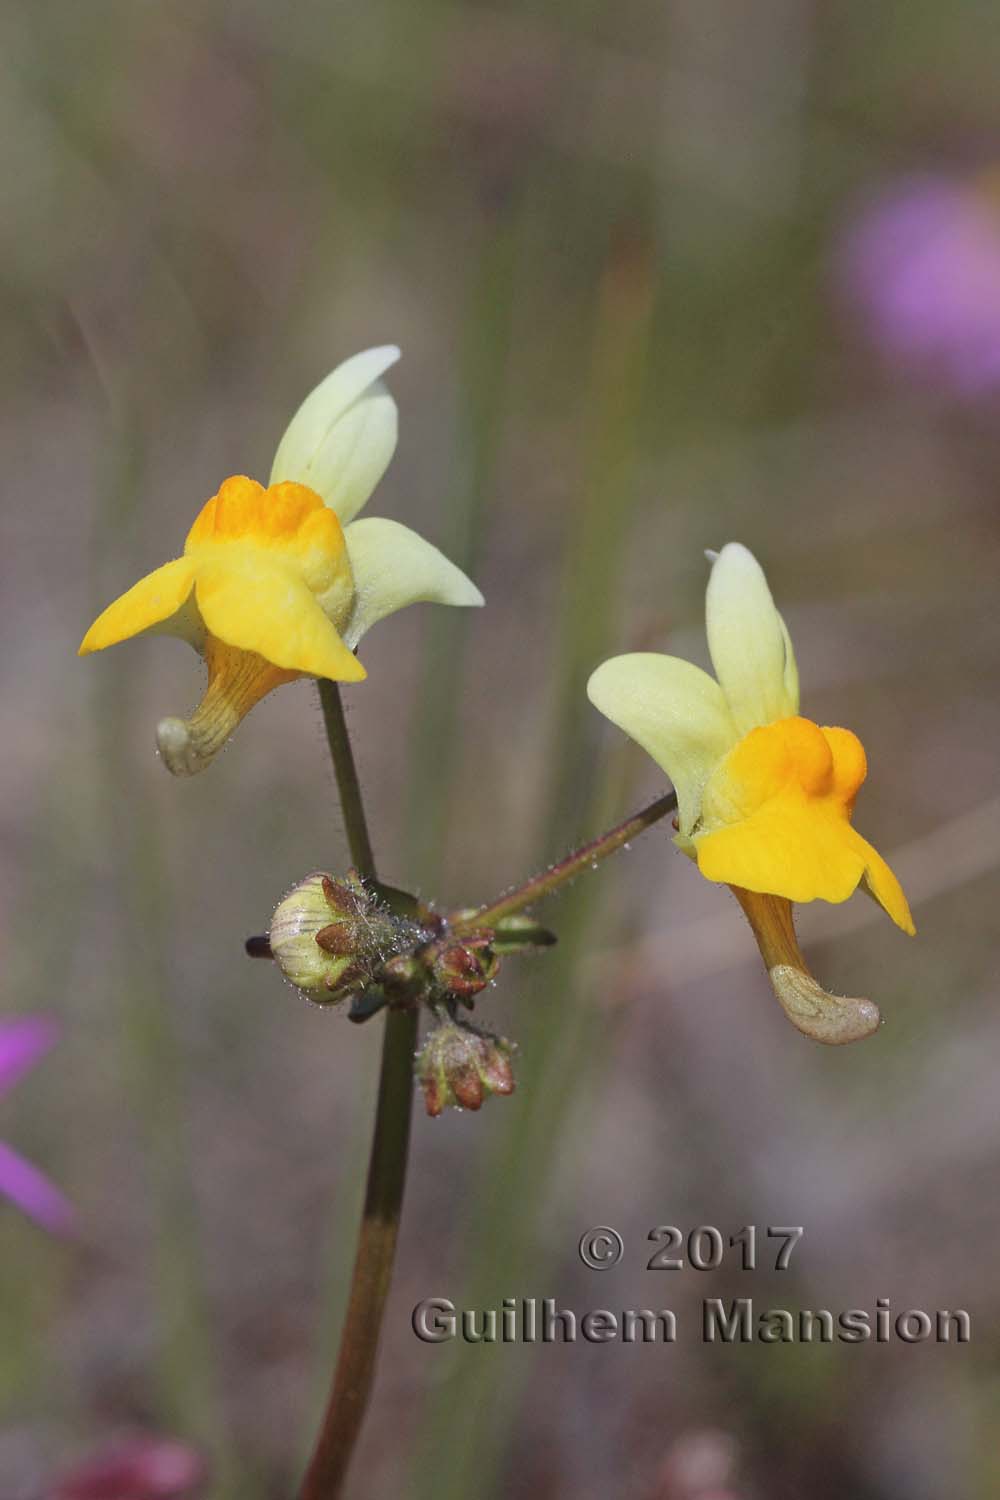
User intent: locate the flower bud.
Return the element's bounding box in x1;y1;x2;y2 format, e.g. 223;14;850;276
379;953;431;1006
416;1020;515;1117
427;935;499;1001
268;871;402;1005
491;913;557;953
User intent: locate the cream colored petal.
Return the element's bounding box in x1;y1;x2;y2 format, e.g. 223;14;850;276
586;653;739;834
269;346;400;524
705;543;798;733
777;610;800;714
341;518;484;649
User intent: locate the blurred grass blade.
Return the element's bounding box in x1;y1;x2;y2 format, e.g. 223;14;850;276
412;225;655;1500
404;214;519;882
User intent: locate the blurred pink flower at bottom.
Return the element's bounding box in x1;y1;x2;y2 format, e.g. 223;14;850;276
52;1437;207;1500
651;1428;744;1500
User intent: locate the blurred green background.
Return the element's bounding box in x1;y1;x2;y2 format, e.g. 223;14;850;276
3;1;999;1496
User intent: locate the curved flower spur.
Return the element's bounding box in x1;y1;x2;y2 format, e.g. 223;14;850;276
588;543;915;1044
79;348;483;775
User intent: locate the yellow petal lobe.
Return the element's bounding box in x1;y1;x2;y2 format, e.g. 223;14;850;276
185;477;349;599
694;716;914;933
78;557;197;655
194;557;365;683
846;827;915;935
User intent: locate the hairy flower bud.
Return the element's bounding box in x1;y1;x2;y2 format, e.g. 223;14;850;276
416;1020;515;1117
378;953;431;1006
427;935;499;1001
268;871;406;1005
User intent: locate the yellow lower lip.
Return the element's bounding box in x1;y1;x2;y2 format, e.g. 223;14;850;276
694;717;914;934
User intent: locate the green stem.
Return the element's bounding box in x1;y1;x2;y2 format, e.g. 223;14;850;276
452;790;677;935
299;684;417;1500
318;680;377;879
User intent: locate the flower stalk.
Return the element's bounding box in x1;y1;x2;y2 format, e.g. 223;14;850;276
317;680;377;881
450;789;678;936
297;721;677;1492
298;682;417;1500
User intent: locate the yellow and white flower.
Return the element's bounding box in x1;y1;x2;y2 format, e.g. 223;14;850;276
588;543;914;1043
79;348;483;775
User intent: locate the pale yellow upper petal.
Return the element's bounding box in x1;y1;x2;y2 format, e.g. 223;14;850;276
194;556;365;683
586;653;740;835
341;518;484;649
78;557;197;655
269;348;400;525
777;609;800;716
705;543;799;734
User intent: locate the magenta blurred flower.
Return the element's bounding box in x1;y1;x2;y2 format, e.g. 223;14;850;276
0;1016;73;1233
839;171;1000;395
52;1436;207;1500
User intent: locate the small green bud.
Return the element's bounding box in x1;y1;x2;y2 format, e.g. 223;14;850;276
446;910;556;955
416;1020;516;1117
269;871;403;1005
491;913;558;953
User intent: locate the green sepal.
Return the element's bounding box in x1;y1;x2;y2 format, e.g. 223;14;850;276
347;988;389;1024
491;914;558;954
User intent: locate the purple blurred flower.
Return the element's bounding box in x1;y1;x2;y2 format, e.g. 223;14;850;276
52;1436;207;1500
839;171;1000;395
0;1016;73;1233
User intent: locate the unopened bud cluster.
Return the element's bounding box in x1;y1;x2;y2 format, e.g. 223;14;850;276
261;874;555;1115
416;1020;515;1116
